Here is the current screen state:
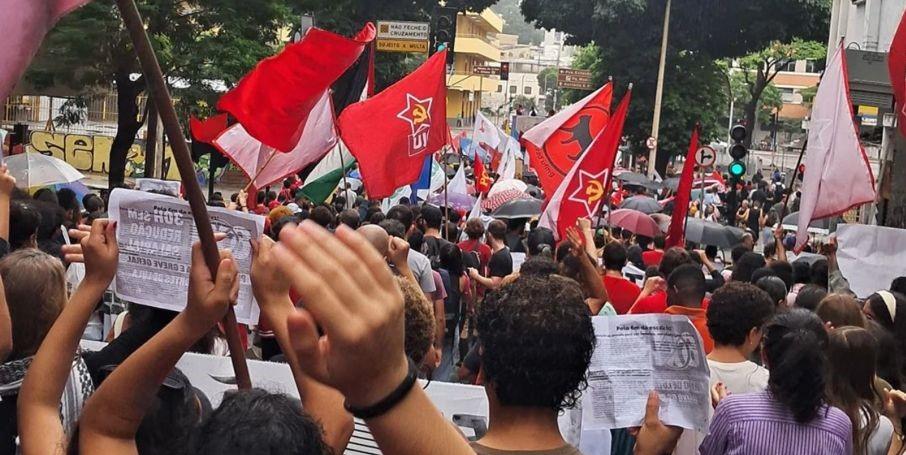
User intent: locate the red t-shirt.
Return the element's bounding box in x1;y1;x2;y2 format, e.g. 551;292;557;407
458;239;492;271
628;291;668;314
603;275;641;315
642;250;664;267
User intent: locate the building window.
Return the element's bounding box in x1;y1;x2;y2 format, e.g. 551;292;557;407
778;87;796;103
524;86;532;95
774;60;797;72
804;59;824;73
510;85;517;95
497;85;502;93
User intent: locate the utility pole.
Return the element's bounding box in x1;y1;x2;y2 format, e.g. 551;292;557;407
648;0;671;176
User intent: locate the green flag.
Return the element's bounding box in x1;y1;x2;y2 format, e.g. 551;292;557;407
299;141;356;203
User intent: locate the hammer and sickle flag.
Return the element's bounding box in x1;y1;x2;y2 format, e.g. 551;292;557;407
540;87;631;240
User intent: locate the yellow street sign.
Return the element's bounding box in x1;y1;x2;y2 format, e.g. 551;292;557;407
376;39;429;53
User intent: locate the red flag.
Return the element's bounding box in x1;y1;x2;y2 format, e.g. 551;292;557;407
890;11;906;137
1;0;92;102
338;51;448;199
539;88;631;240
474;156;492;194
665;125;700;249
522;83;613;197
217;23;375;153
189;113;229;144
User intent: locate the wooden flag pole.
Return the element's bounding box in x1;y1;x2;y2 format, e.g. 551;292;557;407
115;0;251;389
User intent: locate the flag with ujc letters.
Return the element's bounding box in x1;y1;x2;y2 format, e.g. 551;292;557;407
338;51;449;198
1;0;93;102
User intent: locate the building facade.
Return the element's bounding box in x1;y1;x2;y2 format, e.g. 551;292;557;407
446;9;504;123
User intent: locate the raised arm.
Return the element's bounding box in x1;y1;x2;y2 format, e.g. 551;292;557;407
18;219;117;455
78;237;237;454
250;235;353;452
566;226;609;315
273;221;474;455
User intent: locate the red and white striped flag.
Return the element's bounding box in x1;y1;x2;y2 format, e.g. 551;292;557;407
795;44;876;252
0;0;92;101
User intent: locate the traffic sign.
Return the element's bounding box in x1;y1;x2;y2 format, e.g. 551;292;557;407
557;68;594;90
376;38;429;53
473;65;500;76
646;137;657;150
694;146;717;167
377;21;431;41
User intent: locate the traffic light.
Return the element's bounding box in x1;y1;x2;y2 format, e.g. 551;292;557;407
499;62;510;81
728;124;747;179
432;6;458;65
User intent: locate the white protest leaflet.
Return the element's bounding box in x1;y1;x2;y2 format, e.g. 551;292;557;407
836;224;906;298
108;189;265;324
582;314;710;433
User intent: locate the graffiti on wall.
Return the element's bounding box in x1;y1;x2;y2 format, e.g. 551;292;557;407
28;131;181;181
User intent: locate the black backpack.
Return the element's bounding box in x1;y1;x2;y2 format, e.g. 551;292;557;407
438;268;461;335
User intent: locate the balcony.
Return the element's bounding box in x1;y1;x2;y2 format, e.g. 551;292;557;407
454;34;500;61
447;73;496;92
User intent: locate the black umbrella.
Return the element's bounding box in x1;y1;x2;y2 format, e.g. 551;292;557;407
491;197;543;219
684;218;745;248
620;196;663;214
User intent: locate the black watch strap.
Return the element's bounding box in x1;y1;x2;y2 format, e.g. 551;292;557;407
344;357;418;420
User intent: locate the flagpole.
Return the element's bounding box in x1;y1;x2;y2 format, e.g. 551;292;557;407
115;0;251;389
443;155;450;240
781;139;808;221
338;142;351;204
242;148;279;194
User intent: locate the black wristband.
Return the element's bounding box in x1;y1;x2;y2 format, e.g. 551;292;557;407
344;357;418;420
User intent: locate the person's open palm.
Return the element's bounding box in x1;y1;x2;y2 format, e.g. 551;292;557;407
82;219;119;284
0;164;15;195
250;235;291;305
274;221;408;408
186;235;238;328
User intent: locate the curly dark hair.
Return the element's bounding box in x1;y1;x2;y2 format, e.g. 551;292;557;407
477;274;595;411
707;282;775;347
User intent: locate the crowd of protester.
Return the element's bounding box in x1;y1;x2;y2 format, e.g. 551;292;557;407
1;161;906;455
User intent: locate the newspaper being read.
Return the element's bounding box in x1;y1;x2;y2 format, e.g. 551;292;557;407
108;188;265;324
582;314;710;433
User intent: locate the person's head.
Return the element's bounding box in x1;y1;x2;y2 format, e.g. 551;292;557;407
358;224;390;257
825;326;881;455
740;233;755;251
440;243;465;277
704;245;718;261
395;276;435;365
418;205;443;231
83;193;105;214
730;245;749;265
190;389;328;455
526;227;554;257
386;204;414;229
756;276;788;308
309;206;334;229
730;252;766;283
810;259;829;290
762;309;829;423
707;282;774;352
271;216;299;240
9;200;41;250
518;256;560;276
477;275;595;412
866;320;905;390
0;249;66;360
652;234;666;250
406;229;424;252
133;368;210;455
750;267;776;285
266;190;278;203
816;294;865;329
795;284;828;311
338;209;361;230
379;219;407;240
666;264;706;308
891;277;906;296
486;219;507;243
768;261;794;290
464;218;485;241
603;242;628;272
56;187;81;224
658;247;692;278
864;291;906;338
792;260;811;285
267;206;294;229
762;241;776;259
33;187;59;205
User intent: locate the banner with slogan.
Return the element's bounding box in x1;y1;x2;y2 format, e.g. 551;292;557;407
107;189;265;324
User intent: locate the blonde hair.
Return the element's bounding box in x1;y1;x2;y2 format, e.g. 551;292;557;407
395;276;434;365
0;249;67;359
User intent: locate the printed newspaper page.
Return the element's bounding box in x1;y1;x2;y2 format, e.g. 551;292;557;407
108;188;265;324
582;314;710;432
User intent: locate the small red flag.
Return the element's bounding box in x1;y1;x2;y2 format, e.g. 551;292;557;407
890;11;906;137
665;124;700;249
338;51;449;199
189;113;229;144
522;83;613;197
474;156;492;194
217;23;375;153
539;88;631;240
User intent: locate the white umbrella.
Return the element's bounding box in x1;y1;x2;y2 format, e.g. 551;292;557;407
7;153;84;188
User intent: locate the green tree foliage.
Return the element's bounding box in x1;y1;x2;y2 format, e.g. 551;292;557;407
28;0;292;187
729;72;783;127
732;40;826;146
521;0;831;173
495;0;544;44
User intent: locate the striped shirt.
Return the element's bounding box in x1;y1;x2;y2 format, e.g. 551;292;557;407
699;391;852;455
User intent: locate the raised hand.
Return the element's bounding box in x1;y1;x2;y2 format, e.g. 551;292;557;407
82;219;119;286
631;391;684;455
185;234;238;331
387;236;410;269
274;221;408;408
0;164;15;195
250;235;291;306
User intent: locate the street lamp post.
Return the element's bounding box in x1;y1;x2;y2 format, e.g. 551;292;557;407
648;0;671;176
